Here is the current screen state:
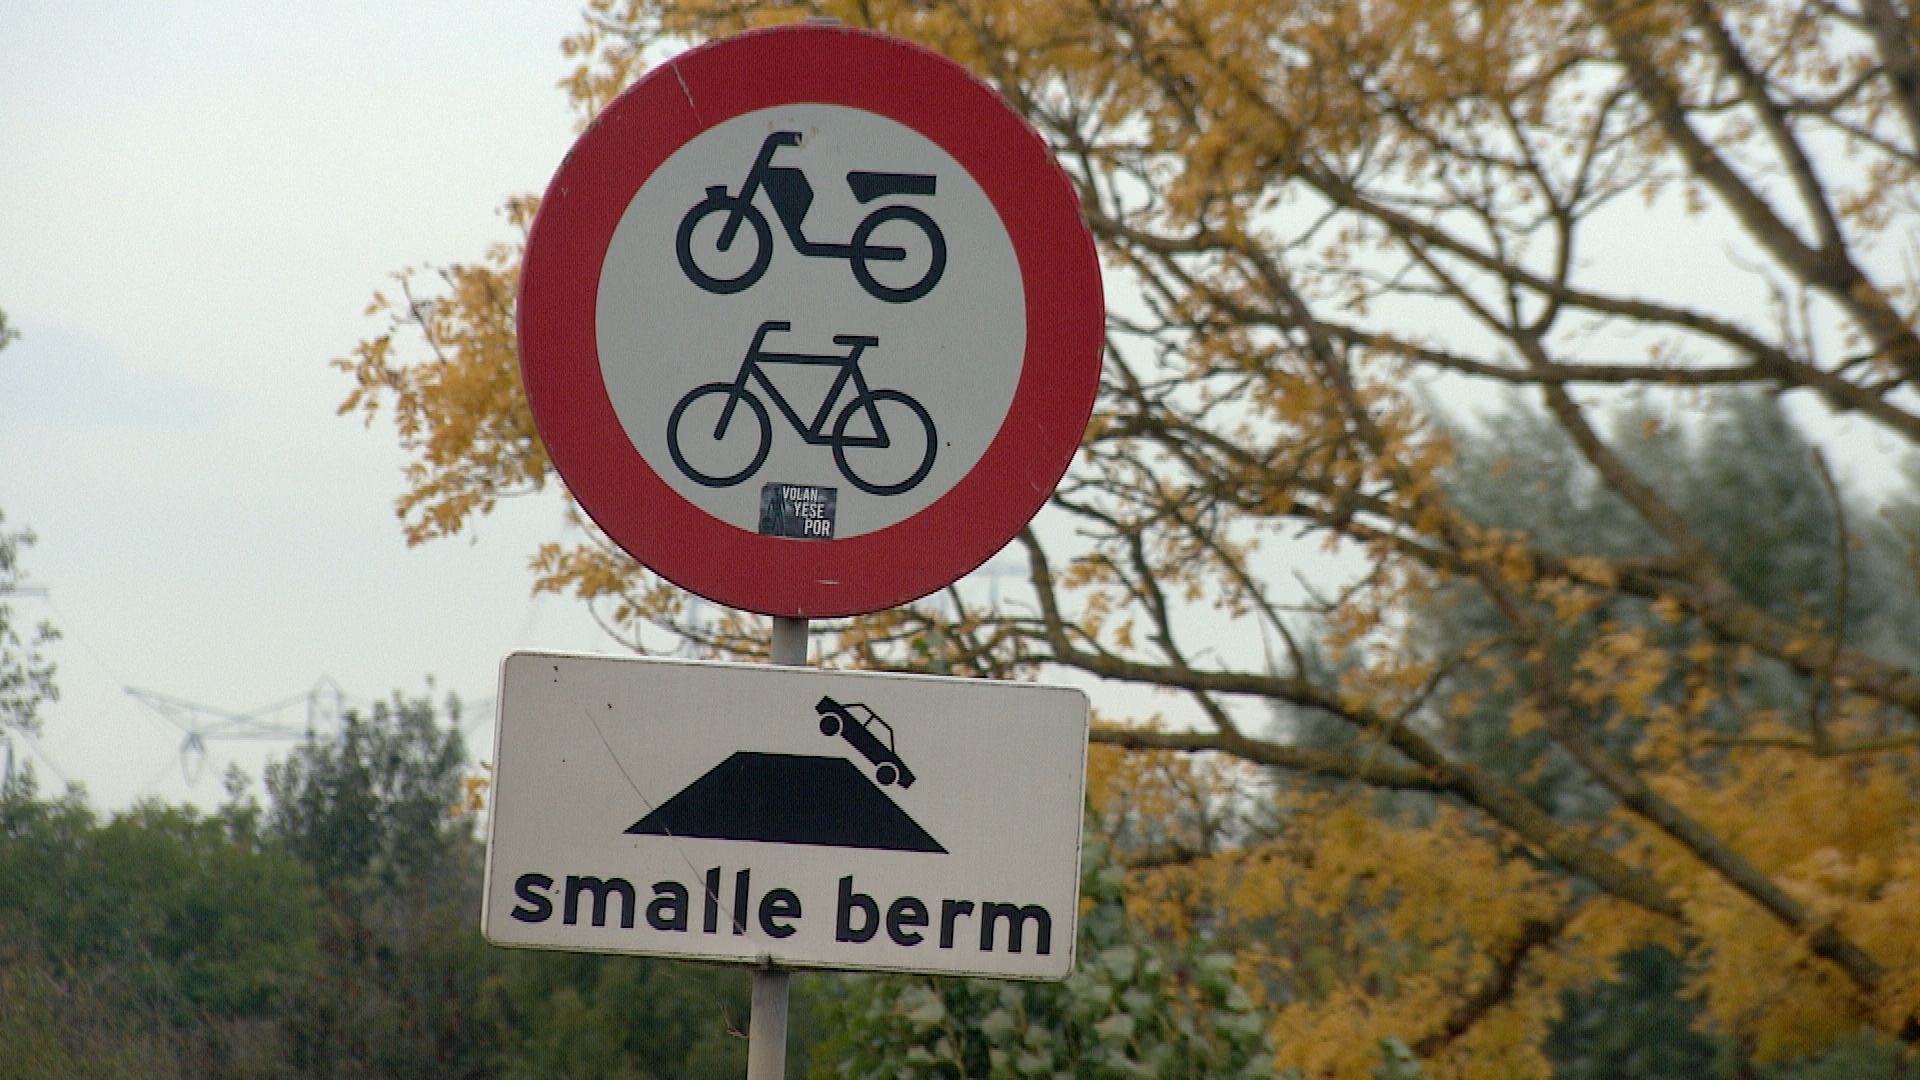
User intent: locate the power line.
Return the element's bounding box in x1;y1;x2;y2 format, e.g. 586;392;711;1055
123;676;498;787
1;729;77;790
126;678;351;785
22;585;500;796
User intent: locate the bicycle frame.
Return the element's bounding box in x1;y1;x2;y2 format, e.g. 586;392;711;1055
668;319;938;495
715;321;892;449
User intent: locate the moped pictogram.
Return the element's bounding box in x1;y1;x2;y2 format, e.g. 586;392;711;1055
667;320;938;496
675;131;947;303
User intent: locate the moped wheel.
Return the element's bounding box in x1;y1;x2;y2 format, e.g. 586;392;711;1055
667;383;772;488
675;195;773;295
832;389;937;496
849;205;946;303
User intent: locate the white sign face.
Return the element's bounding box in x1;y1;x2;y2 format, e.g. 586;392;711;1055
596;104;1026;540
481;652;1090;981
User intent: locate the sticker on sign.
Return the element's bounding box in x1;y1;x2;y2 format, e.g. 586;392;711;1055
481;652;1091;981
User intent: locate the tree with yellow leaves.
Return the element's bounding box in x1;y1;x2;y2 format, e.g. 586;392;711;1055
338;1;1920;1075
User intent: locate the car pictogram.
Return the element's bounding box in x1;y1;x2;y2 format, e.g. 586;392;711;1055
814;695;917;788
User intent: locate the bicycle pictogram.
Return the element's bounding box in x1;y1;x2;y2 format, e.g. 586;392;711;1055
667;320;938;496
675;131;947;303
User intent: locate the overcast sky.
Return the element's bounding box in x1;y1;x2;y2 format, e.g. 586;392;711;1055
0;4;619;809
6;4;1913;816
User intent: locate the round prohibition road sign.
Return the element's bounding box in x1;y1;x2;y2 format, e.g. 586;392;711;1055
518;23;1103;618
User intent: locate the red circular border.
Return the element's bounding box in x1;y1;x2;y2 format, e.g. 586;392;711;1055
518;24;1102;617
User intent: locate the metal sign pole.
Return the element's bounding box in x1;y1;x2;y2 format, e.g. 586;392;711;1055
746;615;808;1080
746;965;791;1080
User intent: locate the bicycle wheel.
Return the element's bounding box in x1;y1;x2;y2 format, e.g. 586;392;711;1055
832;389;937;496
675;195;773;295
668;383;772;488
850;204;946;303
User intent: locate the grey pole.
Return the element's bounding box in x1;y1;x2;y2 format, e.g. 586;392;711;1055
746;964;792;1080
747;615;808;1080
770;616;809;667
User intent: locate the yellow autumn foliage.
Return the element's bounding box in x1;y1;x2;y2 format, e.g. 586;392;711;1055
340;0;1920;1074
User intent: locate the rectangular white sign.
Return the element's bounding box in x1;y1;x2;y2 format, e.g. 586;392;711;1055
481;652;1090;980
